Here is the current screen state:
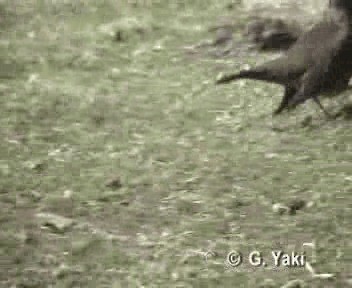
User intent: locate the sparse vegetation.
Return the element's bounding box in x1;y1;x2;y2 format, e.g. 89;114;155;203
1;1;351;287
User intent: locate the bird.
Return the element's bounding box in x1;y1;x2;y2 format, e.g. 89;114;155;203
216;0;352;117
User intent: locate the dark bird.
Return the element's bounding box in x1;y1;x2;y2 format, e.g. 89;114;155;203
216;0;352;117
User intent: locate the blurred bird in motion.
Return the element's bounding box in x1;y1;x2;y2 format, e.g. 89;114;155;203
216;0;352;117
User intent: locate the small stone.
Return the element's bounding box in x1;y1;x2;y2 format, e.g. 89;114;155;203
36;213;74;233
29;190;42;202
312;273;335;279
110;67;121;78
301;115;313;127
265;153;280;159
114;30;124;42
63;190;73;199
272;203;289;215
288;199;306;215
27;160;46;172
27;31;36;38
152;43;164;51
54;263;70;279
306;201;314;208
259;278;276;288
281;279;306;288
119;199;130;206
213;27;233;46
105;177;122;189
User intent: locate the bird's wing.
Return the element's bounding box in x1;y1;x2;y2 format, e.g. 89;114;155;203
288;18;350;107
270;19;347;80
289;19;348;66
247;20;345;84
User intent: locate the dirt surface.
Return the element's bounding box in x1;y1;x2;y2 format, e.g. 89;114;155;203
1;1;351;287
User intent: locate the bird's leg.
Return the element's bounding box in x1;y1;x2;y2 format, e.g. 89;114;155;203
287;90;307;110
289;90;334;118
273;86;296;115
311;96;334;118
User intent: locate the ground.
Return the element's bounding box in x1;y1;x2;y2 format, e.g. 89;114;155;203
0;1;351;287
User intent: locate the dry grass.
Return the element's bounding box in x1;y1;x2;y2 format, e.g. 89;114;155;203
0;1;351;287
